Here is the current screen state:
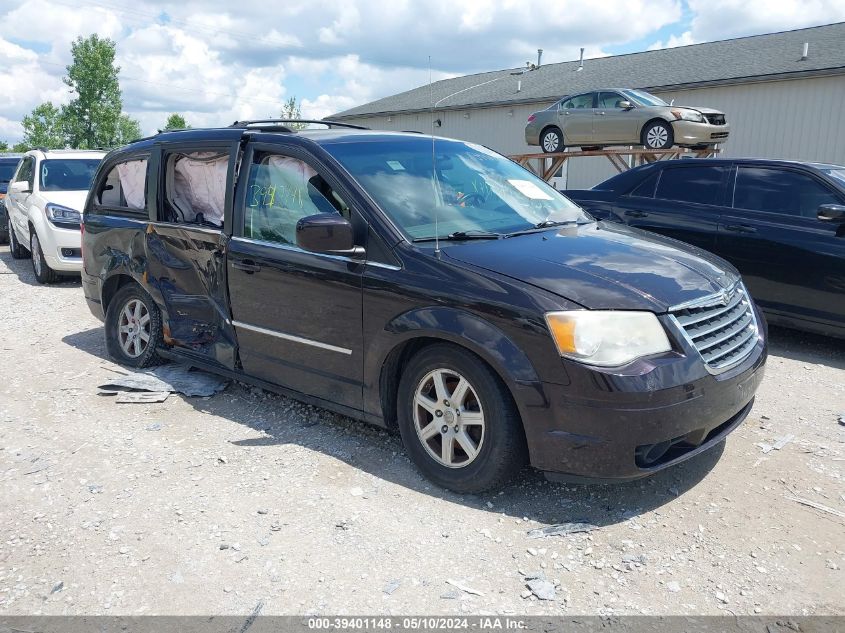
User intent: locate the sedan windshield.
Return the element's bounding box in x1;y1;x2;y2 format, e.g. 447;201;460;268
40;159;101;191
324;137;590;240
622;89;669;107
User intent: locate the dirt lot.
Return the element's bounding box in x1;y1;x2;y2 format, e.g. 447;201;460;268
0;244;843;617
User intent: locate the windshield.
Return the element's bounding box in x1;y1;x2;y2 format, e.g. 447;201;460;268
39;159;102;191
324;137;590;240
0;161;19;183
622;89;669;107
821;168;845;187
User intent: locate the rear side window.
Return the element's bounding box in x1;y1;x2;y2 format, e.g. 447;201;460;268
243;152;349;246
561;93;594;109
627;171;659;198
655;166;725;205
734;166;840;218
97;158;148;211
162;151;229;227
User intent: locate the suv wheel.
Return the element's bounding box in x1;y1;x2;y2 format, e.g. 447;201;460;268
31;231;60;284
540;128;564;153
105;284;165;368
8;224;29;259
643;120;674;150
397;344;526;493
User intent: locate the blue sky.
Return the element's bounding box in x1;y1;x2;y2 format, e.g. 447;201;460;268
1;0;843;142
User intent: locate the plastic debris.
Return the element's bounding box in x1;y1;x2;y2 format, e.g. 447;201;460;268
445;579;483;596
98;363;229;397
786;496;845;520
115;391;170;403
383;579;401;595
527;522;597;538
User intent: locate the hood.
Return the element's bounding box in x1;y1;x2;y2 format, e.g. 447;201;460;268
41;190;89;213
443;223;738;312
681;106;724;115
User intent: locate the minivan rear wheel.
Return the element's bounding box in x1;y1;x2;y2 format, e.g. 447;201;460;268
397;344;526;493
105;284;164;368
31;231;61;284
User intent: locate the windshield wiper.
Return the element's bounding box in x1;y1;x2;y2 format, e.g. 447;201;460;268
413;230;504;242
506;219;589;237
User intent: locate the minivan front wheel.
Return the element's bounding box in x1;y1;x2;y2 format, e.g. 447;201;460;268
397;344;526;493
31;231;60;284
105;284;164;368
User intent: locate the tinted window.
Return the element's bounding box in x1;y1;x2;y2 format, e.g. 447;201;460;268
97;158;148;212
655;166;725;205
40;159;101;191
0;160;19;183
597;92;627;109
243;152;349;246
628;171;659;198
734;167;840;218
561;93;594;109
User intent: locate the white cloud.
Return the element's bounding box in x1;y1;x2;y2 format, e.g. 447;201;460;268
648;30;696;50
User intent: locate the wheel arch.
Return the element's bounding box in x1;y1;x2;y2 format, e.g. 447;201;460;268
101;273;142;315
376;307;542;432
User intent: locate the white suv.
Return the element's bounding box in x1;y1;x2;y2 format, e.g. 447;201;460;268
6;149;104;283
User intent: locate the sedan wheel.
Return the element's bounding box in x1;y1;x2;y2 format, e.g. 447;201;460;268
413;368;485;468
643;121;674;150
541;128;564;153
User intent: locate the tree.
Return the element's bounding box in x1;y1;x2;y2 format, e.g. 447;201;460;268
280;97;307;130
163;113;189;130
116;114;142;144
0;141;8;152
21;102;66;149
61;34;124;149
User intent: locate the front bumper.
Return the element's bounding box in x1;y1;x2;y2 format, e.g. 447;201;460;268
38;223;82;272
520;306;766;481
672;120;730;145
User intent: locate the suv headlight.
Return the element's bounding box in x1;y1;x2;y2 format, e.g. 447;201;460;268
545;311;672;367
671;109;704;123
45;203;81;224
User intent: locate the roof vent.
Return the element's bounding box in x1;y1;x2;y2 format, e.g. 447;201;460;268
801;42;809;60
577;47;585;71
537;48;543;68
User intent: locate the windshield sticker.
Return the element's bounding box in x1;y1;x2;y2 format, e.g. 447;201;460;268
386;160;405;171
507;179;553;200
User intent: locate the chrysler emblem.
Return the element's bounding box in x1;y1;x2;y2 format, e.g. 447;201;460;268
720;290;730;305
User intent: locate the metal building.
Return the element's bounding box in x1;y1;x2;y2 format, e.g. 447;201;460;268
331;23;845;189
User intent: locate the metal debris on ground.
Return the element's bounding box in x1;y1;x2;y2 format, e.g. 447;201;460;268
97;363;229;397
786;496;845;520
115;391;170;404
527;522;597;538
445;579;483;596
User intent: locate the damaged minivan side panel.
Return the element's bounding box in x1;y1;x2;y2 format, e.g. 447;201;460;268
142;142;241;369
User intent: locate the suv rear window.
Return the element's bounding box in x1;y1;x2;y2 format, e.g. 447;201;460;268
40;159;101;191
163;151;229;227
97;158;148;211
655;166;725;205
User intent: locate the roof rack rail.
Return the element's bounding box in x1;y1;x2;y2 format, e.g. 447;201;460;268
229;119;369;131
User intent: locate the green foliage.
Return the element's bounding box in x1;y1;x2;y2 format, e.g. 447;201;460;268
21;102;66;149
61;34;124;149
0;141;8;152
280;97;308;130
117;114;142;144
12;143;28;153
163;113;189;130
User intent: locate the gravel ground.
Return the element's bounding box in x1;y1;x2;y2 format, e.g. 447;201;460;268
0;244;843;617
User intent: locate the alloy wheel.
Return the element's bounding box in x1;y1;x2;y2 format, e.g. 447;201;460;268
118;298;152;358
32;234;42;276
413;368;485;468
542;132;560;153
646;125;669;148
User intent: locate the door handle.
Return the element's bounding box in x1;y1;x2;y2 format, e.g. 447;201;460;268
598;111;606;115
233;259;261;273
724;224;757;234
562;111;570;116
625;210;648;218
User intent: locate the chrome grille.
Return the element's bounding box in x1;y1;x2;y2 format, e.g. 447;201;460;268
670;284;758;372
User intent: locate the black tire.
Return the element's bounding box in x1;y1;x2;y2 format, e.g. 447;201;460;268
30;229;60;284
540;127;565;153
8;223;29;259
0;206;8;245
642;120;674;150
396;343;527;493
105;283;165;368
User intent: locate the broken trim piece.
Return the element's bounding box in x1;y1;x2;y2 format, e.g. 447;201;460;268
232;320;353;355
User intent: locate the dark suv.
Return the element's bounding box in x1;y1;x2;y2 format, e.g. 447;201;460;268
81;122;766;492
0;153;23;243
566;159;845;338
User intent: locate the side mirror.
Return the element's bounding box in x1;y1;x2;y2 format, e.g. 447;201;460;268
618;100;633;109
296;213;365;257
817;203;845;223
9;180;31;194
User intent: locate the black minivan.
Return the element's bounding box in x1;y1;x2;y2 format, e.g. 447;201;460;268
81;123;766;492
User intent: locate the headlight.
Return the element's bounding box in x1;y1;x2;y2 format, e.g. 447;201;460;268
45;203;81;224
545;311;672;367
671;109;704;123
